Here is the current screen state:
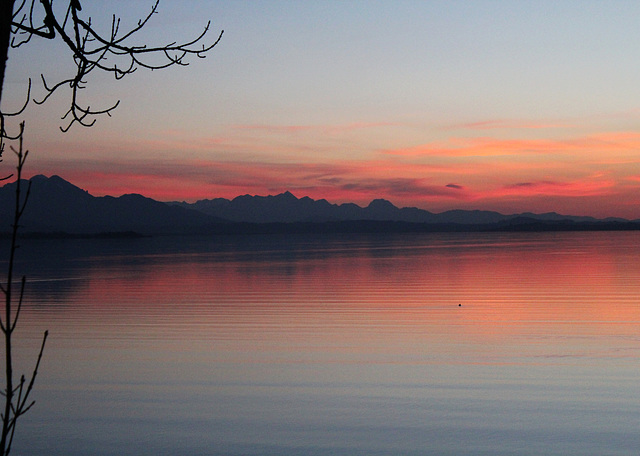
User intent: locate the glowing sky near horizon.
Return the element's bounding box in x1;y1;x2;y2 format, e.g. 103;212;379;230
3;0;640;218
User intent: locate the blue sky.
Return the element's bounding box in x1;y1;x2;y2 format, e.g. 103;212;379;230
3;0;640;217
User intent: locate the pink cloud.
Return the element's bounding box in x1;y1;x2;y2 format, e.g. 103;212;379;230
499;179;616;197
16;127;640;219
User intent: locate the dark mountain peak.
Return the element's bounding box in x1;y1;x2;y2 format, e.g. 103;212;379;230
30;174;85;190
27;174;92;201
33;174;69;185
232;194;254;203
278;191;298;200
2;176;634;234
367;199;397;210
195;197;229;204
361;199;401;221
190;197;230;210
367;198;397;209
118;193;153;202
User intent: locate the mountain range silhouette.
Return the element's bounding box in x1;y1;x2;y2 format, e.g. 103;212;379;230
1;175;637;236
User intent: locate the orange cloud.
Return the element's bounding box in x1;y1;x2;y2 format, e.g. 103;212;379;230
382;137;570;157
381;132;640;158
586;132;640;153
18;126;640;219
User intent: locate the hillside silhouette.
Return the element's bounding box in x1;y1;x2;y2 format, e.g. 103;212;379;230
1;175;637;236
0;175;222;235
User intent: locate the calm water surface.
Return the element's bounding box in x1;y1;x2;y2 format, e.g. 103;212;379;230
4;231;640;455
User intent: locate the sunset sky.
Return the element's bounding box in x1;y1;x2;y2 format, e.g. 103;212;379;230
3;0;640;219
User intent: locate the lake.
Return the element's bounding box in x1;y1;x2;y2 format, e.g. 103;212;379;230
4;231;640;455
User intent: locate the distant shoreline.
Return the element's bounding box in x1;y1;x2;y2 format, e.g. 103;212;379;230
3;219;640;239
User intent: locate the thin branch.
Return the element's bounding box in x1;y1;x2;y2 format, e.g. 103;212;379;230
0;80;32;161
18;331;48;415
0;123;47;455
1;79;32;119
10;22;54;40
6;331;47;455
11;0;222;131
10;0;54;47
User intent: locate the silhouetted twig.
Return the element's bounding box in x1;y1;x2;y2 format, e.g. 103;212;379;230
0;123;47;456
0;3;222;453
5;0;223;131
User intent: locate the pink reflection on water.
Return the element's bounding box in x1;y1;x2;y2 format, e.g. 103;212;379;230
19;232;640;364
10;232;640;456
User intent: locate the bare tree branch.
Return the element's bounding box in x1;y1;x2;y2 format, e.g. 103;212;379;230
0;3;222;453
5;0;223;131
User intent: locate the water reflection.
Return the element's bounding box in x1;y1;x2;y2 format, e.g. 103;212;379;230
4;232;640;455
